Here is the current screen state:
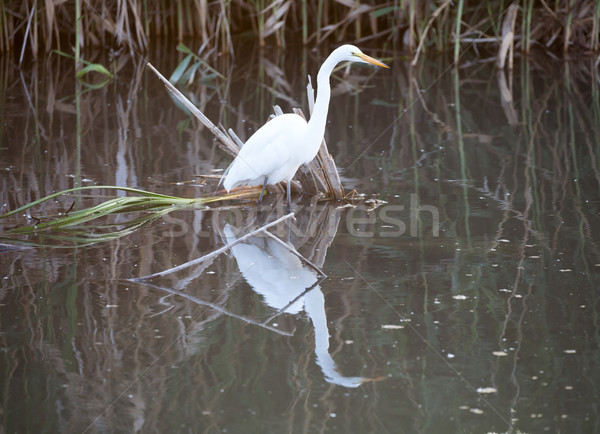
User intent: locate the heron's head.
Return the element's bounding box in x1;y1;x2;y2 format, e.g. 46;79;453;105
335;44;389;68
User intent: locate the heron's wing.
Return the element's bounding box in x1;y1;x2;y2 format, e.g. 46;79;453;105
223;114;307;190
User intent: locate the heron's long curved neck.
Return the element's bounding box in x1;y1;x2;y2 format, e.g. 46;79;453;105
307;54;338;147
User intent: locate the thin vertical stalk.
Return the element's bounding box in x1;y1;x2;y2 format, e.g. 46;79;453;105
392;0;399;54
453;0;464;62
409;71;422;241
409;0;415;53
523;60;541;234
0;2;6;52
33;0;38;59
408;0;417;53
487;0;504;38
302;0;307;45
257;0;265;47
177;0;183;42
75;0;81;68
354;3;361;40
186;0;194;37
593;61;600;191
316;0;323;42
75;82;82;194
564;62;591;276
564;0;574;52
453;67;470;241
592;0;600;51
58;266;79;375
523;0;533;54
143;0;150;37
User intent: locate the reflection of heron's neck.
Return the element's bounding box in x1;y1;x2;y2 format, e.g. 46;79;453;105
304;289;365;388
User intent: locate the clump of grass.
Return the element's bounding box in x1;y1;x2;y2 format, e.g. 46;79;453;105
0;185;259;247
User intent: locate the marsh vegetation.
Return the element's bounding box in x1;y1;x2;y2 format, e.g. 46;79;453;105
1;1;600;433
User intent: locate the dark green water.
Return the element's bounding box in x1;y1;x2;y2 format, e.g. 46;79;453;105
1;46;600;433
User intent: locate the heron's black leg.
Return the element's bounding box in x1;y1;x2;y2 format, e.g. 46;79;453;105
257;176;268;205
286;180;292;214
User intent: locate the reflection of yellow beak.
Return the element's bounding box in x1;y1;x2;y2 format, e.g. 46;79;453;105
355;52;390;69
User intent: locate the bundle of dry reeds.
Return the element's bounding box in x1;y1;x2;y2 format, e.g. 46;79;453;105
3;1;599;60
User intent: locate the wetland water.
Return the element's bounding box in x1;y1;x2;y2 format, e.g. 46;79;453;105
1;46;600;432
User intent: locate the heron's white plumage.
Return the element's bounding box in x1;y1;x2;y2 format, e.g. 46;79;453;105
222;44;388;206
223;113;308;191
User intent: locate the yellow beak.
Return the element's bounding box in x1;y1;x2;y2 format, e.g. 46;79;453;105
356;52;390;69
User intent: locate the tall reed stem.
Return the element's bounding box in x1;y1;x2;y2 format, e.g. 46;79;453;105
75;0;81;68
453;0;464;62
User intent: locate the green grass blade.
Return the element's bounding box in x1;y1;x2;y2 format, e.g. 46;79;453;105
1;185;260;247
0;185;188;219
170;53;193;84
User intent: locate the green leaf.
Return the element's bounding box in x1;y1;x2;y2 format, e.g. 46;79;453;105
170;54;193;84
370;98;400;108
174;43;226;80
177;118;191;133
181;61;203;85
371;6;399;18
176;42;194;55
75;63;113;79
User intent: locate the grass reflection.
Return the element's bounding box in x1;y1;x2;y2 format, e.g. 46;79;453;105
1;47;600;432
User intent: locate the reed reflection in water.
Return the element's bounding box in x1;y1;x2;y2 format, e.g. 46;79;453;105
1;45;600;432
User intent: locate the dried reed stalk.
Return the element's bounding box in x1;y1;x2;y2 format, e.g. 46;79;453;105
3;0;600;59
497;3;519;69
411;0;452;66
146;62;239;157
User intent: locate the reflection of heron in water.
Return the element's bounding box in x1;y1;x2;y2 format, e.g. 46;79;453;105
223;224;372;388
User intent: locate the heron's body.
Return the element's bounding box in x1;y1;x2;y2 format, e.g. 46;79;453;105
223;113;310;190
222;44;388;210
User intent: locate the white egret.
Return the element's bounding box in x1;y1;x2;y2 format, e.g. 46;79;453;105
222;44;389;211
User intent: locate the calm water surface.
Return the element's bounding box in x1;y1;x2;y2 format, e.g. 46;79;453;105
1;46;600;433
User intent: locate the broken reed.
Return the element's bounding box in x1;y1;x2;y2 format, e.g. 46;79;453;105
3;0;599;59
